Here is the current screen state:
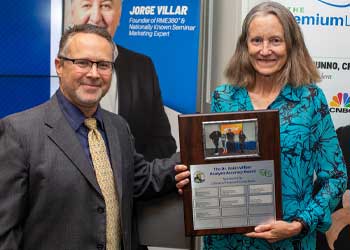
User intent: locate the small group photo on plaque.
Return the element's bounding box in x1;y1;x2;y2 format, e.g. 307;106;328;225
203;119;259;160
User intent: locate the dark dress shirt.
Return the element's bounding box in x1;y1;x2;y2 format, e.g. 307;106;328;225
56;89;110;165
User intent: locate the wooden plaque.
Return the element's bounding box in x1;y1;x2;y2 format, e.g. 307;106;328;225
178;110;282;236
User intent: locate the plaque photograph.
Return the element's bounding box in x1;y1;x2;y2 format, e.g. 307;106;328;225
203;119;259;160
178;110;282;236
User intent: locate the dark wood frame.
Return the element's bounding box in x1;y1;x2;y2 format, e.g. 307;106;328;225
178;110;282;236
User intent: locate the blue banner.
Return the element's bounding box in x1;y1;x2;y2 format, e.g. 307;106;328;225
115;0;201;113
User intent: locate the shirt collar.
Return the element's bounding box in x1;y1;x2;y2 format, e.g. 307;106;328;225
239;83;302;103
113;42;119;61
278;84;301;102
56;89;105;131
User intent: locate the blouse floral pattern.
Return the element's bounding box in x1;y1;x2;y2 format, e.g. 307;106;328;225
204;84;347;250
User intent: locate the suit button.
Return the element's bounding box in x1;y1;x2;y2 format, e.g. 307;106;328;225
97;207;105;213
97;243;104;249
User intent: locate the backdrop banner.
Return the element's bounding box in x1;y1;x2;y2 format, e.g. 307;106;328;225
115;0;201;114
244;0;350;128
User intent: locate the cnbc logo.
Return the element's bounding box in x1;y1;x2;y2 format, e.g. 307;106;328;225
329;92;350;113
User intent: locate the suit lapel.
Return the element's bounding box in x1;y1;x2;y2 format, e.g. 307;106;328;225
102;111;123;201
45;95;102;196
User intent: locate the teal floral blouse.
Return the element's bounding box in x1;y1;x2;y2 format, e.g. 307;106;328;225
204;84;347;250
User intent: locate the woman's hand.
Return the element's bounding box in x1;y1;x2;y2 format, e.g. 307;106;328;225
245;220;303;243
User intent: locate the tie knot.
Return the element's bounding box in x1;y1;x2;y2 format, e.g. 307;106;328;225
84;118;97;130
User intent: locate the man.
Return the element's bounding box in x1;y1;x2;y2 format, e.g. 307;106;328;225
0;24;187;250
238;130;246;153
336;125;350;170
209;130;221;155
317;125;350;250
69;2;178;248
226;129;235;153
68;0;176;161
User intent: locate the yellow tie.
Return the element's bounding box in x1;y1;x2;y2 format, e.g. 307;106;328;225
84;118;120;250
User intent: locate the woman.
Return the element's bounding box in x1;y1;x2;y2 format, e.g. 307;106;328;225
204;2;347;250
221;132;228;154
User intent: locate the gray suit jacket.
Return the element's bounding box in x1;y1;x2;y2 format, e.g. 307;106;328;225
0;94;179;250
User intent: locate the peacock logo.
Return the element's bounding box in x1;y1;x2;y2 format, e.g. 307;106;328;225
329;92;350;113
330;93;350;107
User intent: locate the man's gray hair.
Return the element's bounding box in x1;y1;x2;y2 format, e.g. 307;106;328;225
58;24;115;59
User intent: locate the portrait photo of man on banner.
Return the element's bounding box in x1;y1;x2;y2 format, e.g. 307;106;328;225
62;0;177;162
63;0;201;115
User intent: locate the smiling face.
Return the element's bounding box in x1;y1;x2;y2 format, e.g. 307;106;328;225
71;0;121;37
55;32;113;115
247;14;287;78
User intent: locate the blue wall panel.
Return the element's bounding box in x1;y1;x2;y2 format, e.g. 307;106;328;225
0;0;51;118
0;77;50;118
0;0;51;76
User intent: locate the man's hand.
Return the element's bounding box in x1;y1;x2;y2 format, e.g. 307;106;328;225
326;190;350;250
174;165;190;195
245;220;303;243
